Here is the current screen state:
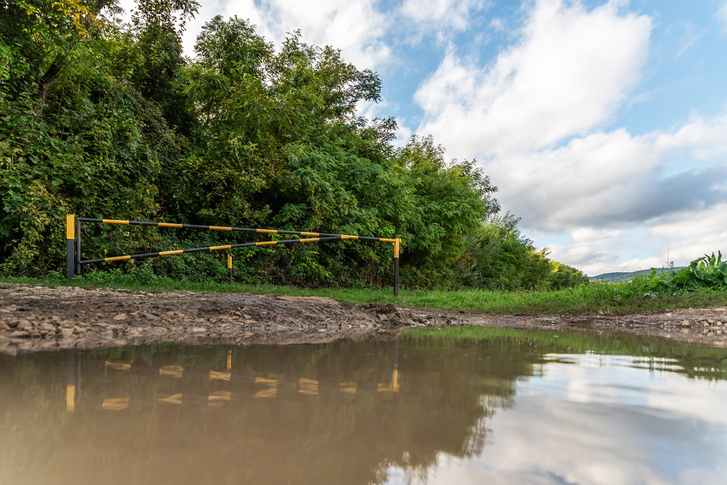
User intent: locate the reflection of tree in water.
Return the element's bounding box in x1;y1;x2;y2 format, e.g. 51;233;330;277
3;330;719;485
0;337;528;485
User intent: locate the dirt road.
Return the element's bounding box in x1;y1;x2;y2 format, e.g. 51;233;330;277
1;284;726;354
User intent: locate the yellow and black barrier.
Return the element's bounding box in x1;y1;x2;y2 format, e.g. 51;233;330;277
66;216;401;295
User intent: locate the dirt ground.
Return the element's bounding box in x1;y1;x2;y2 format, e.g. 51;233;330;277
1;284;727;354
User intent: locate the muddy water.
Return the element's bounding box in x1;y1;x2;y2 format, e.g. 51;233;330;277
1;330;726;485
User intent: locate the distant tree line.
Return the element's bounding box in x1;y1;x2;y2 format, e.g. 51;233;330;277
0;0;587;290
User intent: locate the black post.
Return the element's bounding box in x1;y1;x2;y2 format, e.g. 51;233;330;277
394;238;400;296
66;215;75;280
75;217;81;276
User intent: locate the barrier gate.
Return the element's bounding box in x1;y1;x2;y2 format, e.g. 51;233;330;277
65;215;401;295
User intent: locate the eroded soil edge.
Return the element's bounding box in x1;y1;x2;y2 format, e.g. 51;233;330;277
1;285;726;354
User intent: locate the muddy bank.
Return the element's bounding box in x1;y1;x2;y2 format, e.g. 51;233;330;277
1;284;726;354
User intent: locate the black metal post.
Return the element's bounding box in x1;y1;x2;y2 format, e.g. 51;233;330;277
75;217;81;276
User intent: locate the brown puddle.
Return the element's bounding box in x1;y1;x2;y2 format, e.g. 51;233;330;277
0;331;726;484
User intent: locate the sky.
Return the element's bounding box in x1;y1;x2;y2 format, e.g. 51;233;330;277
118;0;727;276
386;354;727;484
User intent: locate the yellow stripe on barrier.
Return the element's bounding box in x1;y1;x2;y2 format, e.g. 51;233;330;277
394;238;400;258
159;250;183;256
341;235;358;240
339;382;357;394
380;238;397;243
256;241;277;246
299;378;318;395
158;393;182;405
159;365;183;377
158;223;183;228
255;388;277;399
299;238;320;243
208;391;231;407
209;245;232;251
66;215;75;239
102;397;130;411
209;370;231;381
300;232;320;236
105;361;131;371
105;255;131;262
102;219;130;225
209;226;232;231
257;229;278;234
66;385;75;412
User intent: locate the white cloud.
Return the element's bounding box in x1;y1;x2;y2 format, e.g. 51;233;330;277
486;128;663;230
499;113;727;228
411;360;727;484
674;22;707;57
414;0;652;157
718;1;727;34
401;0;490;31
409;0;727;273
653;113;727;160
210;0;391;70
492;114;727;274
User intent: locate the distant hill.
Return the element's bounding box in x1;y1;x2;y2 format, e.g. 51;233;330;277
589;267;685;283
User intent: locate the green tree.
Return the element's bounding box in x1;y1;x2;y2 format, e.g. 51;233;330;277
394;135;499;287
456;213;587;290
0;0;188;273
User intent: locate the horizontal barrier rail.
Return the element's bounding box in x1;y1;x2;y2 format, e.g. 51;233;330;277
80;236;343;264
66;215;401;295
77;218;398;243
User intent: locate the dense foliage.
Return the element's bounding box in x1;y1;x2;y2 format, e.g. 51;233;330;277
454;213;588;291
637;252;727;292
0;0;585;289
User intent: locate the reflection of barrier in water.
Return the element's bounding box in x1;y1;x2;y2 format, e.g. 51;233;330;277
64;344;401;413
5;337;522;485
65;215;401;295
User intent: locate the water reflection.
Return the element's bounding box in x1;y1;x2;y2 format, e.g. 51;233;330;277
0;329;726;485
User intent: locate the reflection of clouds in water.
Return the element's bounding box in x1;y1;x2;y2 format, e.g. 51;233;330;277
382;466;409;485
407;355;727;485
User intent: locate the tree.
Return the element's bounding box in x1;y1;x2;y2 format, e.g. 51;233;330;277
394;135;499;286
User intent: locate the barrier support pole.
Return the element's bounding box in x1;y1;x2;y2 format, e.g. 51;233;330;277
75;217;81;276
66;215;75;280
394;238;400;296
227;253;233;283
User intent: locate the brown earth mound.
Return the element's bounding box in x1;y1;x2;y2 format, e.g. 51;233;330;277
1;284;726;354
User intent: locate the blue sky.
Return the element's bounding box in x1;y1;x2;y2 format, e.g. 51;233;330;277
119;0;727;275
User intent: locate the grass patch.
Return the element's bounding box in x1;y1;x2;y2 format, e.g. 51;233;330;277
1;269;725;315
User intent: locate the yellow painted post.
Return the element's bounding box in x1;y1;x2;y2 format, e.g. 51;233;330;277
66;350;76;412
66;215;75;280
227;253;232;283
394;238;400;296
